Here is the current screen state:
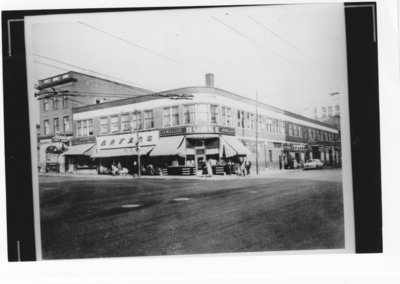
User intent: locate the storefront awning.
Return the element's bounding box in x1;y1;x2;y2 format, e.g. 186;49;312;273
220;135;252;157
91;146;153;158
64;144;95;156
149;136;185;157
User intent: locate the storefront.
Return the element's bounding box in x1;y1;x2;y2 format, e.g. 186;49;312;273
282;143;307;169
91;130;158;174
149;125;251;175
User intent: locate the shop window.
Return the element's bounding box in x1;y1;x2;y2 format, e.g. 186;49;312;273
43;98;49;111
63;116;70;132
62;96;68;108
132;112;142;130
111;116;120;133
184;105;195;124
196;104;209;124
120;113;130;131
210;105;218;124
53;118;60;133
100;117;109;134
144;110;154;129
44;119;49;135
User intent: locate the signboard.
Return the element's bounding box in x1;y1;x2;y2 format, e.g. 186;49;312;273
71;136;96;145
160;125;235;137
52;135;71;143
96;131;159;150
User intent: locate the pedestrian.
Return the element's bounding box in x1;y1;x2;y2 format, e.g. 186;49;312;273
240;159;246;176
206;160;213;177
132;161;138;178
245;159;252;175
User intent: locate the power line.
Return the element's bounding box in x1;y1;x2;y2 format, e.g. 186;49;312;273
78;21;207;74
248;16;333;75
211;16;296;66
33;54;156;92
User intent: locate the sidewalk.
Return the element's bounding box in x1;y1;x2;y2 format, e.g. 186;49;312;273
39;168;301;181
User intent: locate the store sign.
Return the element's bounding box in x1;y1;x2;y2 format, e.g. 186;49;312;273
52;135;70;143
160;125;235;137
71;136;96;145
283;143;306;152
97;131;159;150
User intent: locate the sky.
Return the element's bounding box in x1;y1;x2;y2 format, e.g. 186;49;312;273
27;3;348;123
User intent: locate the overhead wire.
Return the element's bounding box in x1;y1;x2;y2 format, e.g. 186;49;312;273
211;16;297;66
78;21;207;74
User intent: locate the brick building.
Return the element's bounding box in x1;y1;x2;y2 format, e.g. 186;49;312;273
36;71;152;172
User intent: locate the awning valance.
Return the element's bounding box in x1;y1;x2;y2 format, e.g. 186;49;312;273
91;146;153;158
149;136;185;157
220;135;252;157
64;144;95;156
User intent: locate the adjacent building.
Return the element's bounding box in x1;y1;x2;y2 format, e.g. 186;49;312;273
36;71;152;172
65;74;340;175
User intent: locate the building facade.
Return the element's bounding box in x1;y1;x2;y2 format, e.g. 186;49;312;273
36;71;152;173
66;74;340;175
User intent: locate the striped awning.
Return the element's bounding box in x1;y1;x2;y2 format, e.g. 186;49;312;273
220;135;252;157
64;144;95;156
149;136;185;157
91;146;153;158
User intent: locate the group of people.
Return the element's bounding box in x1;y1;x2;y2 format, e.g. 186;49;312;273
226;159;251;176
111;162;129;176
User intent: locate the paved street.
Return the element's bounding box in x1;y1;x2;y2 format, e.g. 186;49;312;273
39;169;344;259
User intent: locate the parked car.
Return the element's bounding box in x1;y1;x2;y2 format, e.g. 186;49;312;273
303;159;324;170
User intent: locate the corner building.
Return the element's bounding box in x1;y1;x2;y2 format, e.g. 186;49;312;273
69;74;340;175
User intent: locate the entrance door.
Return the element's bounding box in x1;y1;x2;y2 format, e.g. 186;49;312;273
195;155;206;172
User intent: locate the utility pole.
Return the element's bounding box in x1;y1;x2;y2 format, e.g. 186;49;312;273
131;114;141;177
255;91;259;175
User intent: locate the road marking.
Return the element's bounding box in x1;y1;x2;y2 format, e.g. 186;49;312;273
121;204;142;208
173;198;190;202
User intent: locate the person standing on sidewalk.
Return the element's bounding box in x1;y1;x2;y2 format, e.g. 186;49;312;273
245;159;252;175
132;161;138;178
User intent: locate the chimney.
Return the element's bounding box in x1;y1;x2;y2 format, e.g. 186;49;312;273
205;73;214;88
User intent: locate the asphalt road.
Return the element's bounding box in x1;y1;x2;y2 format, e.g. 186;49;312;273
39;169;344;259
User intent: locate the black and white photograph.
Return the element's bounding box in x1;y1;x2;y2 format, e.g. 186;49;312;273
22;3;355;260
5;1;399;282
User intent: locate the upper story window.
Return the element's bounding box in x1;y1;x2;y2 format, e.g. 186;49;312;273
221;107;232;126
53;97;59;110
210;105;219;124
110;116;119;133
335;105;340;114
43;98;49;111
279;120;285;134
121;113;130;132
100;117;109;134
132;112;142;130
62;96;68;108
288;123;294;136
76;119;93;137
63;116;70;132
144;110;154;129
184;105;195;124
44;120;49;135
196;104;209;124
322;107;327;118
163;106;179;127
328;106;333;117
53;118;60;133
250;114;255;130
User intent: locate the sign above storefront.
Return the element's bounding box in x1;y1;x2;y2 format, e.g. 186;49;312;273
71;136;96;146
97;131;159;150
52;135;71;143
160;126;235;137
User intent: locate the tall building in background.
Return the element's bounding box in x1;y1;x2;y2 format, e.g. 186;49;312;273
35;71;152;173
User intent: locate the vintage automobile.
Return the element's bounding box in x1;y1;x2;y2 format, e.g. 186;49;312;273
303;159;324;170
